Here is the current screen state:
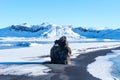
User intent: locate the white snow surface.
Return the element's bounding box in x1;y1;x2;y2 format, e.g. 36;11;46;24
0;23;82;39
41;25;81;39
0;41;120;76
87;50;120;80
1;23;120;39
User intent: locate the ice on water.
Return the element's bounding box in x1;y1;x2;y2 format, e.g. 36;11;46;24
88;50;120;80
0;40;120;77
110;51;120;80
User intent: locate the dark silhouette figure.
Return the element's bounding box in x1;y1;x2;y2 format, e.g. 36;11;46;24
50;36;71;64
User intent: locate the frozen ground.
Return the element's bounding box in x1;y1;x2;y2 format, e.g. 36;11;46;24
0;40;120;78
87;50;120;80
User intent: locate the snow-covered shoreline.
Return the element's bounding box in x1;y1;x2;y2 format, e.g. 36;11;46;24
0;41;120;77
87;50;120;80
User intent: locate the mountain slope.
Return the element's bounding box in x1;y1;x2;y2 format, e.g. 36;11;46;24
0;23;120;39
0;23;82;39
41;25;81;38
73;27;120;39
0;23;48;37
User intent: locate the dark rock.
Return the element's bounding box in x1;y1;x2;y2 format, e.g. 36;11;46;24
50;36;71;64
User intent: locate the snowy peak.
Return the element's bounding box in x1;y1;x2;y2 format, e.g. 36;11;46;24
73;27;120;39
20;23;31;27
41;25;81;38
10;23;48;32
0;23;120;39
0;23;82;39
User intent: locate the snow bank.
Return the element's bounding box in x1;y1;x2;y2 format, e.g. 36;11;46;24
0;64;50;76
70;42;120;59
0;43;53;76
0;42;120;76
87;50;120;80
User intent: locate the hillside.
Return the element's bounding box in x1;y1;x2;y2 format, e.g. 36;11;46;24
0;23;120;39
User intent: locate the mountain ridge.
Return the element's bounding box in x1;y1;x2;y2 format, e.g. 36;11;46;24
0;23;120;39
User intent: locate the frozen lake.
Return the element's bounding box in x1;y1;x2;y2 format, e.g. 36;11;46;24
0;40;120;79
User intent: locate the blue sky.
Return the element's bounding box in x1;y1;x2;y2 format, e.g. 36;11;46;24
0;0;120;29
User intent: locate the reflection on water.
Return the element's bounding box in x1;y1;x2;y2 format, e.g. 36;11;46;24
110;55;120;80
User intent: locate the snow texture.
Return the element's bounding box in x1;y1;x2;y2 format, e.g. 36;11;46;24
1;23;120;39
0;41;120;76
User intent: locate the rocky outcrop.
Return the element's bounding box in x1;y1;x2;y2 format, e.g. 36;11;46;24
50;36;71;64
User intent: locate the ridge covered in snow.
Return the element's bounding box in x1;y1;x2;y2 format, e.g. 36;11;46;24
0;23;82;39
0;22;120;39
73;27;120;39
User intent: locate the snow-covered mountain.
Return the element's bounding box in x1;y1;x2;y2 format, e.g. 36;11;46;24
41;25;81;38
0;23;120;39
73;27;120;39
0;23;82;39
0;23;48;37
